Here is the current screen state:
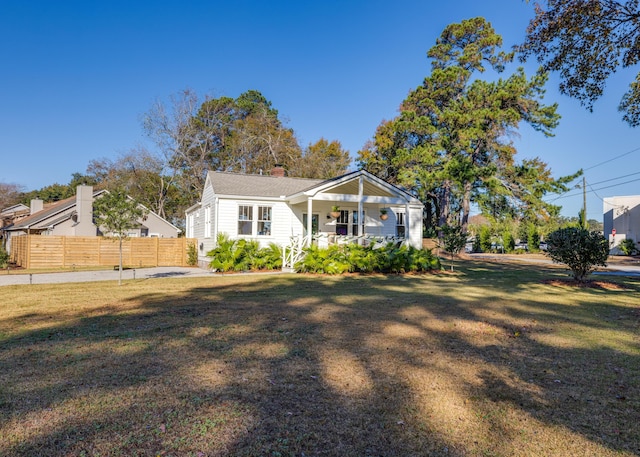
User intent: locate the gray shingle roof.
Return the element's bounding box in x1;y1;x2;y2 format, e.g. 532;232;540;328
6;190;106;231
209;172;324;198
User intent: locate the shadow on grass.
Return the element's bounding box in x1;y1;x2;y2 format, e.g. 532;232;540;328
0;262;638;456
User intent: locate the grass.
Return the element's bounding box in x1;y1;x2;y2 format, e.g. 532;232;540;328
0;260;638;456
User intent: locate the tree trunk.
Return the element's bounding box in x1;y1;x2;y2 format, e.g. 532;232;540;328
438;181;451;228
118;237;123;286
461;180;472;232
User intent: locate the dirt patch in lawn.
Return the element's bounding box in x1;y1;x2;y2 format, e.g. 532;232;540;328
542;278;632;290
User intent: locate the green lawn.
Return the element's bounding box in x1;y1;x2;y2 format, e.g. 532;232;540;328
0;261;638;456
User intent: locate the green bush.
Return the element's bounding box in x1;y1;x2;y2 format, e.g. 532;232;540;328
252;243;283;270
0;247;8;269
502;230;515;253
207;234;282;272
298;244;351;274
527;223;540;253
296;242;441;275
206;235;441;275
186;241;198;266
479;226;492;253
546;228;609;282
618;238;638;256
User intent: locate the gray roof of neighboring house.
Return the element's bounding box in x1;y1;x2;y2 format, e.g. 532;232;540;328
0;203;29;217
208;171;324;198
4;190;106;231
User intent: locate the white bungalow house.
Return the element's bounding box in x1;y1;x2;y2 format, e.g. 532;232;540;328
186;167;424;269
603;195;640;254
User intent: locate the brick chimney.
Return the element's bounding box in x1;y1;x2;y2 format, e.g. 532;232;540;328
30;198;43;215
271;165;286;178
73;185;97;236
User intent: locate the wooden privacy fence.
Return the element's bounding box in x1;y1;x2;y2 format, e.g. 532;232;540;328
10;235;196;269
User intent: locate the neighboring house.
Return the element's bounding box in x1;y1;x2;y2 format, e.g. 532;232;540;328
2;185;181;251
603;195;640;253
186;167;424;269
0;203;30;249
1;203;30;226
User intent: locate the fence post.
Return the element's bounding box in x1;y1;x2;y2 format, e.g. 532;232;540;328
26;235;31;270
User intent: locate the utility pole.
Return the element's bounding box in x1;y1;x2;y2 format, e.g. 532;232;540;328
582;176;587;229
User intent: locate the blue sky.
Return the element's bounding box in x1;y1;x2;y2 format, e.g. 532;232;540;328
1;0;638;221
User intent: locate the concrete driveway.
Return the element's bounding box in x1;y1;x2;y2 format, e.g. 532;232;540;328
467;253;640;277
0;266;217;286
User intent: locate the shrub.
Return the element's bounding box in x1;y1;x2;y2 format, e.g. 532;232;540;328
253;243;283;270
618;238;638;256
207;234;281;272
296;242;441;275
546;228;609;282
502;230;515;253
527;223;540;253
298;244;350;274
479;226;492;252
186;241;198;266
0;247;8;269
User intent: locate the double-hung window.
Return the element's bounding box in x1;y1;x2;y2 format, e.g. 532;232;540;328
238;205;253;235
257;206;272;235
204;206;211;238
395;211;406;237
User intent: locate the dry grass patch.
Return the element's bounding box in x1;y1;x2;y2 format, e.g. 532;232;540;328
1;263;639;456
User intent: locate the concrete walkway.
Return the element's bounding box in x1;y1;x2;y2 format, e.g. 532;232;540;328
1;256;638;287
0;266;217;286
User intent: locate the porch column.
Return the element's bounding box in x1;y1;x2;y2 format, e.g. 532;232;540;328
358;175;364;242
405;201;410;245
306;197;313;246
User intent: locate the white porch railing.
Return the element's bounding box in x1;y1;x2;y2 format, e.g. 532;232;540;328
282;235;308;273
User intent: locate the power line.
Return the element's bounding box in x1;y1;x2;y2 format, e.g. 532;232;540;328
588;170;640;186
583;146;640;171
550;176;640;201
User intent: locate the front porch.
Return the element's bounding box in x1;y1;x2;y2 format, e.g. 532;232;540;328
282;233;408;272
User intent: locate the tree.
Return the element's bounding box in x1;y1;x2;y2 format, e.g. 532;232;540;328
545;227;609;281
93;189;147;285
292;138;351;178
20;182;76;204
519;0;640;126
358;17;573;233
86;148;186;227
0;182;24;210
440;224;468;270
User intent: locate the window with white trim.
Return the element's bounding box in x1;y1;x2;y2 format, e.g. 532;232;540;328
257;206;272;235
204;206;211;238
395;211;405;237
352;210;365;237
238;204;273;236
238;205;253;235
186;213;194;238
336;210;349;236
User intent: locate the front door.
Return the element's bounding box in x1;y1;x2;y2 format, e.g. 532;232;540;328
302;213;319;236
